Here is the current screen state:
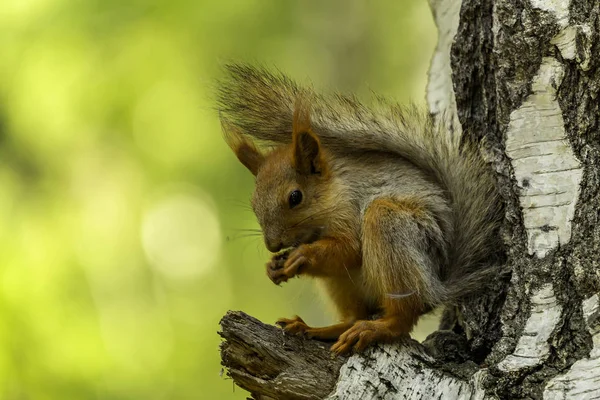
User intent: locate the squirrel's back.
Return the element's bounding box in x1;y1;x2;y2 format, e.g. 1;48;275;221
217;64;504;303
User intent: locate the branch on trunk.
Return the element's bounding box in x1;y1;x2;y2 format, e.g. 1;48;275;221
219;311;346;400
219;311;489;399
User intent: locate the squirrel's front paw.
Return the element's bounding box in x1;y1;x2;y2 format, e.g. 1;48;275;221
266;249;293;285
282;245;312;276
266;246;312;285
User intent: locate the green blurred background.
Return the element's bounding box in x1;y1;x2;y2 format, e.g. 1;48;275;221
0;1;437;398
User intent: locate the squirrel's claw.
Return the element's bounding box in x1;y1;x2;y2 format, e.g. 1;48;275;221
276;315;310;336
331;321;379;355
266;253;290;285
331;319;408;355
266;263;288;285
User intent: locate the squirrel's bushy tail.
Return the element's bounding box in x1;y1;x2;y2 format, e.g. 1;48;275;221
217;64;504;303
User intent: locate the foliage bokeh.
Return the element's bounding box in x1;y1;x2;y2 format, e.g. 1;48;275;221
0;1;437;398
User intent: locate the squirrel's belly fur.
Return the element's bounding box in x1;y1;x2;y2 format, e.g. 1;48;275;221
217;63;504;354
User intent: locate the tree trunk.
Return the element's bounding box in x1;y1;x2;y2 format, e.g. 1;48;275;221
219;0;600;398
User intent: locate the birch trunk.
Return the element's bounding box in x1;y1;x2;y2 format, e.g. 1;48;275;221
219;0;600;398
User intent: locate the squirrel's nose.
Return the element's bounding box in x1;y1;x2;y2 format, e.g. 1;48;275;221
265;239;283;253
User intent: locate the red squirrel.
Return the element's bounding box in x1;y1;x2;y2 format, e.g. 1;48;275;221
218;64;503;354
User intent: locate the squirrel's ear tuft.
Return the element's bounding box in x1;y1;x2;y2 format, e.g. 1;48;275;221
292;101;326;175
221;118;264;176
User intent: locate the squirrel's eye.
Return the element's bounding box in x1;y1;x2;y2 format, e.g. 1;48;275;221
288;190;303;209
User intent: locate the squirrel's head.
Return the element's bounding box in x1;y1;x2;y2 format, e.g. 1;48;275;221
223;104;334;253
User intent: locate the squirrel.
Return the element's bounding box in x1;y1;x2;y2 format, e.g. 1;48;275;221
217;64;504;355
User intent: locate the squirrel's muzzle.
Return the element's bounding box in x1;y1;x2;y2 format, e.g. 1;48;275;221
265;238;283;253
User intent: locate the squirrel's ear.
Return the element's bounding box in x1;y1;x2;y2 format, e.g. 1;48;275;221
221;118;264;176
292;102;326;175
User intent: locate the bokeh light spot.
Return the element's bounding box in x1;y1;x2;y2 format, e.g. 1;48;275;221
141;187;221;280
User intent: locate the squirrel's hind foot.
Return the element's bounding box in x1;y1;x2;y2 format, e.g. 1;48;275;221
277;317;356;343
330;318;409;355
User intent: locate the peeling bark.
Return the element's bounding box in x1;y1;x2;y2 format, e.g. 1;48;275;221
219;0;600;398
